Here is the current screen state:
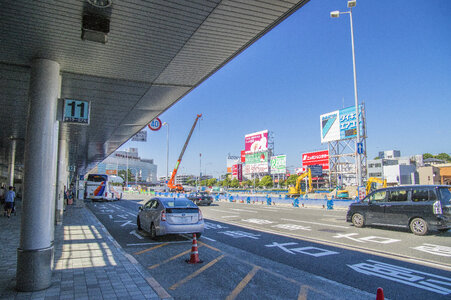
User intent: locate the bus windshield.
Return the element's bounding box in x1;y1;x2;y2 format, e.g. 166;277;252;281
87;174;108;182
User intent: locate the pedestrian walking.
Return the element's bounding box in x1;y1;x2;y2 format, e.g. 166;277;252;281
4;186;15;218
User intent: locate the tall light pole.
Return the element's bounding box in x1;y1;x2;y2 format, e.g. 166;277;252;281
331;0;362;187
163;122;169;191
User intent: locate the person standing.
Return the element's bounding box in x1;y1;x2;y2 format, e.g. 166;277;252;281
4;186;15;218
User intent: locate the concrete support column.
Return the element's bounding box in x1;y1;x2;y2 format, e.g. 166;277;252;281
55;132;68;224
17;59;60;291
7;139;17;187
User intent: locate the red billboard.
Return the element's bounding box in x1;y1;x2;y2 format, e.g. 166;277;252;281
245;130;268;153
302;150;329;170
241;150;246;163
232;164;242;181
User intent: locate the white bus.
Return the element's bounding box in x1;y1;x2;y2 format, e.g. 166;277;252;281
85;174;123;201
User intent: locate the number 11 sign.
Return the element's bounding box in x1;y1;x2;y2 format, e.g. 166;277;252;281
63;99;90;124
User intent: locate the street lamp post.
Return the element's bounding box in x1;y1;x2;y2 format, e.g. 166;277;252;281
331;0;362;187
163;122;169;191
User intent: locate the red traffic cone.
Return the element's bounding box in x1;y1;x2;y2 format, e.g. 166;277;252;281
376;288;384;300
186;233;203;264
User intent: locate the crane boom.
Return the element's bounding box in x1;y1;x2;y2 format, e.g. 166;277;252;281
167;114;202;191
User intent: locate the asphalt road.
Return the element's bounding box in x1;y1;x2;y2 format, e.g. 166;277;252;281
86;198;451;300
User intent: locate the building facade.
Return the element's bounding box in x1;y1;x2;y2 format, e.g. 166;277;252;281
95;148;158;185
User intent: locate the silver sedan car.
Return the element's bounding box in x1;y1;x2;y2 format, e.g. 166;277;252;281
137;197;204;239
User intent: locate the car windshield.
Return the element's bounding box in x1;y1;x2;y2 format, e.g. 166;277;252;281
163;198;197;208
438;187;451;205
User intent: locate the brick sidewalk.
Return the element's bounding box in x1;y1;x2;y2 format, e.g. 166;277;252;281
0;201;168;300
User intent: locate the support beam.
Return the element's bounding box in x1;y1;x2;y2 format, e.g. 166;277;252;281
17;59;60;291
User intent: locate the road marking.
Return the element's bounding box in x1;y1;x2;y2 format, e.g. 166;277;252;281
226;265;260;300
231;208;257;213
198;241;221;252
298;285;308;300
134;243;169;255
201;236;216;242
169;254;226;290
281;218;349;229
222;215;240;218
211;209;233;213
148;249;193;270
412;244;451;257
126;240;191;247
129;230;144;240
348;259;451;295
242;218;273;225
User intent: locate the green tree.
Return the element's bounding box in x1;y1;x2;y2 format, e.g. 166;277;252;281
186;178;196;186
222;177;231;188
251;177;260;188
287;175;298;187
118;169;135;184
259;175;273;188
243;180;252;188
230;178;239;188
207;178;217;187
423;153;434;160
436;153;451;162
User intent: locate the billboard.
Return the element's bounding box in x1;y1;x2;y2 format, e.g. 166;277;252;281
245;130;268;153
270;155;286;175
241;150;246;163
232;164;243;181
244;151;268;175
245;151;268;164
320;105;363;143
244;163;268;175
302;150;329;170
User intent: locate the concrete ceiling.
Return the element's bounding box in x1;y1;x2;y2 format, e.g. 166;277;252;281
0;0;309;176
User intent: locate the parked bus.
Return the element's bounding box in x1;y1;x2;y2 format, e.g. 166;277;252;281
85;174;123;201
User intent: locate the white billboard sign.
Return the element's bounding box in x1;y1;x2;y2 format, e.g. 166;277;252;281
270;155;286;174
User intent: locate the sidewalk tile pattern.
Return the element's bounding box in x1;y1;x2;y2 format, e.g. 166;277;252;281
0;201;160;300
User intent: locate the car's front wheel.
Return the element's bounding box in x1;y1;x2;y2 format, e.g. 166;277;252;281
410;218;428;236
352;213;365;228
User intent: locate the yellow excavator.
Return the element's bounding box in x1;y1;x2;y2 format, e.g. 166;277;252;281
366;177;387;194
288;168;313;198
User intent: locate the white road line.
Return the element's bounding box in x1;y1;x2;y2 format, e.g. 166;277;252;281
231;208;257;213
202;236;216;242
211;209;234;213
222;215;240;218
281;218;349;229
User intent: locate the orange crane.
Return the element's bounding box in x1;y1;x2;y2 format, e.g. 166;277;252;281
167;114;202;192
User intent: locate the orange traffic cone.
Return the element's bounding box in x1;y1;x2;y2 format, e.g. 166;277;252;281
376;288;384;300
186;233;203;264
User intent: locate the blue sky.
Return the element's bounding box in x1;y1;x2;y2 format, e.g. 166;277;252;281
120;0;451;178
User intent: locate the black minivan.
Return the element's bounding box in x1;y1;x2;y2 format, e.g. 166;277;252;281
346;185;451;235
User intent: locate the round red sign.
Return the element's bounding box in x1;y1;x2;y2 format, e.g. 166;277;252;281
148;117;162;131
